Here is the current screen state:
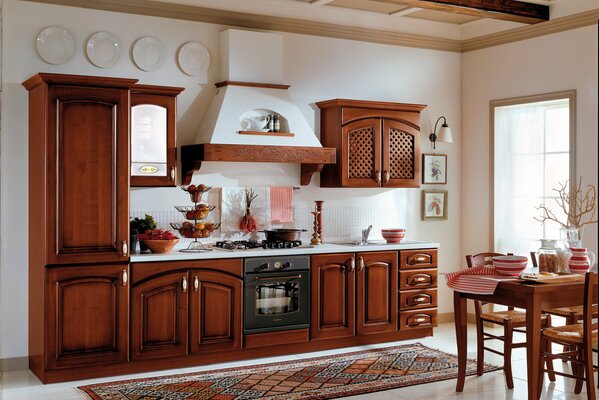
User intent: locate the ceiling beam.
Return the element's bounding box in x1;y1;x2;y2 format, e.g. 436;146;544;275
310;0;335;5
388;7;422;16
374;0;549;24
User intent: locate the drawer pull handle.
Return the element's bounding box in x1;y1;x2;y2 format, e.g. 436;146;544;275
415;256;428;262
414;297;427;302
122;241;128;257
383;170;390;183
170;166;176;181
415;277;427;282
359;256;365;271
193;276;199;291
182;276;188;292
374;170;381;183
121;270;128;286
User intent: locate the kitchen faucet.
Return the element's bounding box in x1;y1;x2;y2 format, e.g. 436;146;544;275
361;225;373;244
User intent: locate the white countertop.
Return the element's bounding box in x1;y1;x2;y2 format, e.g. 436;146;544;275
130;240;440;263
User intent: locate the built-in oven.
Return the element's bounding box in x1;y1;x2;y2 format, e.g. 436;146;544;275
244;255;310;333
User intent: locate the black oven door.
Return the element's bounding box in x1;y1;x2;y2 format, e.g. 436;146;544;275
244;270;310;333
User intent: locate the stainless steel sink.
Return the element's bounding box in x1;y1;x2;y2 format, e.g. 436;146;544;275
333;240;419;246
334;241;387;246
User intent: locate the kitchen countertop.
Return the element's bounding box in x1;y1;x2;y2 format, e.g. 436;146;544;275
130;240;440;262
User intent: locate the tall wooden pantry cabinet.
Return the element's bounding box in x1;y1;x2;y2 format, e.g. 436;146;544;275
23;73;136;383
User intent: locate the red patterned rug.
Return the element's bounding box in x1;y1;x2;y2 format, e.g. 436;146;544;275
79;343;499;399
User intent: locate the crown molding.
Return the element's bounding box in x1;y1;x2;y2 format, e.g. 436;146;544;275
21;0;599;53
22;0;462;52
461;8;599;52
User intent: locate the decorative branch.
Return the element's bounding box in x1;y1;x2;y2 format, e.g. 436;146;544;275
534;177;597;230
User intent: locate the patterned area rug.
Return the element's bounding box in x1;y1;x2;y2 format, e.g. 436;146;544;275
79;343;499;400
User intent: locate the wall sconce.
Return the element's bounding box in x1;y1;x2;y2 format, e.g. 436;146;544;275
429;116;453;149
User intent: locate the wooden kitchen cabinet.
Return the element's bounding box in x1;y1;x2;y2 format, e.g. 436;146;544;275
310;253;356;340
356;251;398;335
45;264;129;370
398;249;438;330
23;73;135;265
131;260;243;360
130;84;184;187
189;270;242;354
131;271;189;361
316;99;426;188
312;251;399;339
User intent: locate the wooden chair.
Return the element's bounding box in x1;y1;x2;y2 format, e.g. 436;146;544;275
466;252;555;389
539;272;598;399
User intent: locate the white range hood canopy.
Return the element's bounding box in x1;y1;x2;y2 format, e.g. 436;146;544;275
192;29;322;147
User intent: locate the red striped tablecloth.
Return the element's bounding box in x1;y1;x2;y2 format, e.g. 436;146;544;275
445;265;518;295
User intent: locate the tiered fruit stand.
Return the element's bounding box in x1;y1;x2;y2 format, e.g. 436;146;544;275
170;185;220;252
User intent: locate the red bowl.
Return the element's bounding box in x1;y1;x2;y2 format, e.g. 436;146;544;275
492;255;528;276
381;229;406;243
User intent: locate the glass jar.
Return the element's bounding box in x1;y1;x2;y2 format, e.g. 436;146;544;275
537;239;566;273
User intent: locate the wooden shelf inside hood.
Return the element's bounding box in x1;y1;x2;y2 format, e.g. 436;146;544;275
181;143;336;186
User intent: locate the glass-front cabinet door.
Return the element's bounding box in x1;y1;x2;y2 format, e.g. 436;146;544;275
130;84;184;187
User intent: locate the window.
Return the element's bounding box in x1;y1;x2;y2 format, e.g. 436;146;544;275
491;91;576;257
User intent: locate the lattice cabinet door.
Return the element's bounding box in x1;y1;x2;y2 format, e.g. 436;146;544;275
382;119;420;188
341;119;382;187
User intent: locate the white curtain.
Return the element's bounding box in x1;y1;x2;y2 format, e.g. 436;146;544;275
494;100;569;258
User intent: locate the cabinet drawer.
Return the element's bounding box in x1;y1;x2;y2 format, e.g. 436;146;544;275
399;288;437;310
399;268;437;289
399;308;437;330
399;249;437;269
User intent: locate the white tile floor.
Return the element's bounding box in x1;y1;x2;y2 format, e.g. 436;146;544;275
0;322;596;399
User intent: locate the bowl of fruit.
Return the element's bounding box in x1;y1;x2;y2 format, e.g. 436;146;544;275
171;222;220;239
137;229;179;254
175;204;216;221
181;184;212;203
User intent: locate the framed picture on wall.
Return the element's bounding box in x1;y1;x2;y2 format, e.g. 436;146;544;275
422;154;447;184
422;190;448;220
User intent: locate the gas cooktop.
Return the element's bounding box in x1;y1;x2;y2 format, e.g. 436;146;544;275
213;240;311;251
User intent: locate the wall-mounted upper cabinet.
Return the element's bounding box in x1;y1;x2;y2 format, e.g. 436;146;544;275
316;99;426;188
130;84;184;187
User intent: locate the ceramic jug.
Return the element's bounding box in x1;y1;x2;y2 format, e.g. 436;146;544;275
566;247;596;274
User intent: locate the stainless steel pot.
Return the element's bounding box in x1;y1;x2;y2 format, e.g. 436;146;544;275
261;229;306;242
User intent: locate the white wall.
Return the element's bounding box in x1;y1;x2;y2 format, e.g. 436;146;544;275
0;0;461;359
462;26;598;261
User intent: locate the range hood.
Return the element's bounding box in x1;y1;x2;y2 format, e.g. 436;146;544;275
181;29;335;185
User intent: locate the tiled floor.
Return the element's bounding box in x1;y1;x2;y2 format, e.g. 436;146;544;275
1;322;596;399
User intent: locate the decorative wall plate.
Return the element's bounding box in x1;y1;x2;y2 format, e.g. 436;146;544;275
86;31;121;68
177;41;210;76
132;36;164;72
36;26;76;65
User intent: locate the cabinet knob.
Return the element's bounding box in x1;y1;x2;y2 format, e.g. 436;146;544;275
383;170;390;183
359;256;365;271
170;166;176;181
348;257;355;272
121;269;128;286
374;170;381;183
122;241;128;257
182;276;188;292
193;276;199;291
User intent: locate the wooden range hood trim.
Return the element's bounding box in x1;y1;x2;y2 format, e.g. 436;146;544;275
215;81;291;90
181;143;336;186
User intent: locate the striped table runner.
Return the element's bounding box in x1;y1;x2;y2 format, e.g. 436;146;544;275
446;265;517;295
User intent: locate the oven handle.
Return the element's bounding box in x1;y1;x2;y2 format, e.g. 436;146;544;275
255;274;302;281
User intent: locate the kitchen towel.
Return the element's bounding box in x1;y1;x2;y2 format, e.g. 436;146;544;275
270;187;293;223
445;265;516;295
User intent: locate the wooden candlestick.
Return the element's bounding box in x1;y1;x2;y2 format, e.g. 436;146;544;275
315;200;324;243
310;210;321;246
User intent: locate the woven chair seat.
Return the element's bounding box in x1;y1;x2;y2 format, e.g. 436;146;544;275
542;324;598;345
543;305;598;318
480;310;547;324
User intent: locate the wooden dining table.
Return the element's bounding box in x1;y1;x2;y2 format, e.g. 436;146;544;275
453;278;587;399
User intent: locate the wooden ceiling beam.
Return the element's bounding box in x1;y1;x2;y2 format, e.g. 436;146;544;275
374;0;549;24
